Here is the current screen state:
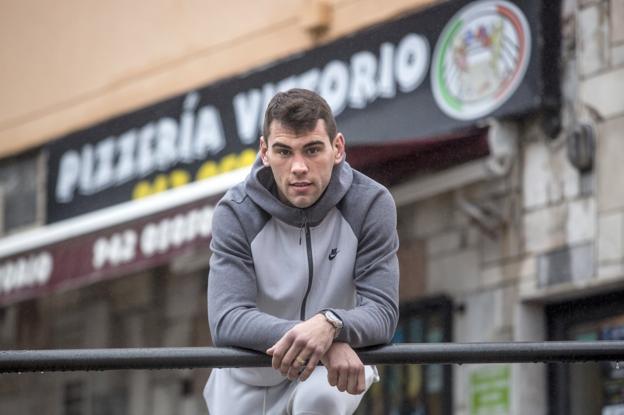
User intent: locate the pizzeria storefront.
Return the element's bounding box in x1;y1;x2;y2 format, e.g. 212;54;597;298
7;0;619;414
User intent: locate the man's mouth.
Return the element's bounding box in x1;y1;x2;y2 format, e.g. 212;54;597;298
291;182;311;188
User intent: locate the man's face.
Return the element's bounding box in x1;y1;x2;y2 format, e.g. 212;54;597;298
260;119;345;209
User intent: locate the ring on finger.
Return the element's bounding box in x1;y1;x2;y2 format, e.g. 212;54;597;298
295;356;307;365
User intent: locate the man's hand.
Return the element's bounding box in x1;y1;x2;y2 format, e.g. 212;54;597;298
321;342;366;395
266;313;335;381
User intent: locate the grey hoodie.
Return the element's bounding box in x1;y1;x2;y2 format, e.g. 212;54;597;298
207;155;399;386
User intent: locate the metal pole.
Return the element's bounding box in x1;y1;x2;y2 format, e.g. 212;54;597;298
1;341;624;373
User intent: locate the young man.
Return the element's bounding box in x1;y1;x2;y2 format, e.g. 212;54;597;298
204;88;399;414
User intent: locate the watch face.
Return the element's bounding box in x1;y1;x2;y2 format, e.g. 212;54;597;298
325;311;343;328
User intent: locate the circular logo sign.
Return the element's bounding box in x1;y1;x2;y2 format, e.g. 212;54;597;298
431;1;531;120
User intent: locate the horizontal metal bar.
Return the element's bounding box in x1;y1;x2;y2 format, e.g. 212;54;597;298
2;341;624;373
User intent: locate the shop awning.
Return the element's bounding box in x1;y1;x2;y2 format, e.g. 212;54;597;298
348;128;489;187
0;168;248;306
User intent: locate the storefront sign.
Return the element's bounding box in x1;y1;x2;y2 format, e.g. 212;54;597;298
46;0;555;223
431;1;532;120
470;365;511;415
0;198;217;306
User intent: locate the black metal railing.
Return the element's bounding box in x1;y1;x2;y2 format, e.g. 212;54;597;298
2;341;624;373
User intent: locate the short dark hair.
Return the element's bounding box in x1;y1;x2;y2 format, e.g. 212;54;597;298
262;88;337;143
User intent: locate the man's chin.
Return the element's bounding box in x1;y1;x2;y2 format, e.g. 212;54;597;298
289;196;316;209
291;201;312;209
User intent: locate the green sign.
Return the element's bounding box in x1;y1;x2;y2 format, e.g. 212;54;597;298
470;365;511;415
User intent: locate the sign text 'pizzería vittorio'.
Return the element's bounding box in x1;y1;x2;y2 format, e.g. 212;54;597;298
46;0;556;223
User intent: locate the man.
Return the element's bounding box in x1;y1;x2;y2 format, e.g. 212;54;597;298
204;88;399;414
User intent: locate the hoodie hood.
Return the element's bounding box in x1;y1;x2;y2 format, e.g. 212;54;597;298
245;155;354;227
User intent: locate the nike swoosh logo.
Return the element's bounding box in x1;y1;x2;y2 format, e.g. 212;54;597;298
328;248;339;261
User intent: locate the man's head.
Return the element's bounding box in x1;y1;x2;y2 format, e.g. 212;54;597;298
262;88;337;143
260;89;345;209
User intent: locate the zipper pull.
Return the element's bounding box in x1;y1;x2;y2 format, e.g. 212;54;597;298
299;213;307;245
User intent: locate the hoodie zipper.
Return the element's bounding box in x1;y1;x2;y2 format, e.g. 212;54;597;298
300;215;313;320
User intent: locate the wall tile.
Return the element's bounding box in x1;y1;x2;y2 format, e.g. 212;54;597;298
578;3;609;76
597;117;624;210
580;68;624;118
598;211;624;262
611;0;624;43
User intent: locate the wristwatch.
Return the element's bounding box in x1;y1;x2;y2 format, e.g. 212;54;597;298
321;310;343;339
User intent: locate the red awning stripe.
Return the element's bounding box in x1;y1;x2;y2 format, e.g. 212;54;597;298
348;128;489;187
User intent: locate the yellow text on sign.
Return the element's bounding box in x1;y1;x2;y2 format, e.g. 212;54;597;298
132;149;257;200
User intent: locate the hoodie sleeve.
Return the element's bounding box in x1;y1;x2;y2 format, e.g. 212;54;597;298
207;199;299;352
331;187;400;347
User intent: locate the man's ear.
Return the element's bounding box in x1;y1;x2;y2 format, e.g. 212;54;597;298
259;136;270;166
333;133;346;165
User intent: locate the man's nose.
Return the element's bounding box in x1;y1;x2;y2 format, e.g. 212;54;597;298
291;154;308;175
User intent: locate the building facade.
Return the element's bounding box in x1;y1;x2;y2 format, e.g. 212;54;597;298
1;0;623;414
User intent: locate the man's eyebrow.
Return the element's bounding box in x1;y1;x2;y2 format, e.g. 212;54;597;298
271;140;326;149
302;140;326;148
271;142;292;150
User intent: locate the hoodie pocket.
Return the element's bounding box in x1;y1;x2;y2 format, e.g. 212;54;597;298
229;367;287;387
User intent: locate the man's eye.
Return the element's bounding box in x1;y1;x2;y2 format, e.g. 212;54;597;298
278;149;291;156
307;147;321;155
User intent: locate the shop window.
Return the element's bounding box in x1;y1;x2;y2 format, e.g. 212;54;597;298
63;377;127;415
0;150;41;234
356;296;453;415
91;387;127;415
64;380;85;415
547;291;624;415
